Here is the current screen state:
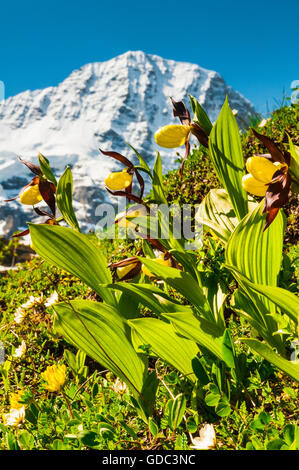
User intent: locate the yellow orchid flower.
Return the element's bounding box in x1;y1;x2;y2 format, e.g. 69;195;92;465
154;124;192;148
41;364;67;392
142;254;172;277
19;183;43;205
242;156;287;197
116;262;139;280
104;168;133;191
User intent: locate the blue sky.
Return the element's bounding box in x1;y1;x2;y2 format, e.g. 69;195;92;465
1;0;298;114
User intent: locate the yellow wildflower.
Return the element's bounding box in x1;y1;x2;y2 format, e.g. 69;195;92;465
154;124;191;148
19;184;43;205
3;406;26;427
242;156;286;197
10;390;26;410
104;168;133;191
41;364;67;392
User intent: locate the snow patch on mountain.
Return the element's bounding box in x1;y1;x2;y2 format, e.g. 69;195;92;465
0;51;256;236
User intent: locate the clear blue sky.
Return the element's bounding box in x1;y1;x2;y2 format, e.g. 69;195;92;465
1;0;298;114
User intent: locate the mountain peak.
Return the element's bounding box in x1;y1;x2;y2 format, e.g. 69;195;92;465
0;51;256;236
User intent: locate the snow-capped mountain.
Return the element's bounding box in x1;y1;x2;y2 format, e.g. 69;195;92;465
0;50;256;236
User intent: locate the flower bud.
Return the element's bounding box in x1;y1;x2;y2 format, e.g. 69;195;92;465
104;169;133;191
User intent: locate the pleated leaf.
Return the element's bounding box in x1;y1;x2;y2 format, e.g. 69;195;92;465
242;338;299;383
56;166;80;230
54;300;147;396
209;97;248;221
29;223;116;306
225;202;284;313
129;317;199;382
162;312;224;362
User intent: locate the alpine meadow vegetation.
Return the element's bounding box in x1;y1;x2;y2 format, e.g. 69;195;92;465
0;96;298;451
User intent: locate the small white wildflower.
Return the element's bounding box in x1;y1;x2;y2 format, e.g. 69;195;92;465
21;294;43;309
3;406;26;427
14;307;26;324
112;378;127;395
258;117;270;128
13;340;26;358
232;109;238;115
44;291;59;307
190;423;216;450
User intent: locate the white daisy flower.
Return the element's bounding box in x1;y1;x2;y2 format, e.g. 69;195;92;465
190;423;216;450
44;291;59;307
13;340;26;358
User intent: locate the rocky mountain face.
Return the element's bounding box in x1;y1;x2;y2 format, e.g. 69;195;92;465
0;51;256;237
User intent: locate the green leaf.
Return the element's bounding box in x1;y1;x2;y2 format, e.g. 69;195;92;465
54;300;147;396
241;338;299;383
169;394;186;431
29;223;116;306
215;397;231;417
148;417;159;437
288;135;299;184
106;281;192;317
226;267;299;326
222;329;236;369
38;152;57;185
139;257;213;321
127;144;152;179
18;430;35;450
189;95;213;135
56;166;80;230
226;202;284;314
152;152;168;204
129;317;199;382
208;97;248;221
162;312;224;362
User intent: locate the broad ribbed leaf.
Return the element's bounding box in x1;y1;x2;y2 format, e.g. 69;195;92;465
162;312;224;362
152;152;168;204
139;257;213;321
197;189;240;243
226;202;284;313
106;282;192;316
242;338;299;383
209;97;248;220
54;300;147;396
129;317;199;382
56;166;80;230
29;224;116;306
227;267;299;326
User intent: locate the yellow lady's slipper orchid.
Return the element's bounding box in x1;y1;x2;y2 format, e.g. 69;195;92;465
104;168;133;191
116;262;139;280
41;364;67;392
154;124;191;148
242;156;287;197
115;206;147;229
142;254;172;277
19;184;43;205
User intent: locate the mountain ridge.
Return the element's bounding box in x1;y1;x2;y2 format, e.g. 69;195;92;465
0;50;256;236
